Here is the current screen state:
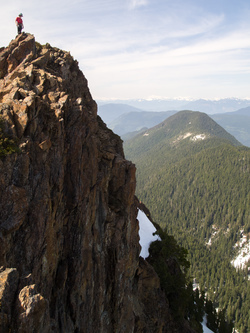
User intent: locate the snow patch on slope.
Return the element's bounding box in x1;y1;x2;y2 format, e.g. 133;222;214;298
191;134;207;141
202;317;215;333
206;226;219;246
172;132;192;144
231;232;250;270
172;132;208;144
137;209;161;259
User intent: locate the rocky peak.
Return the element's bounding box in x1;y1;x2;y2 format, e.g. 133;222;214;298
0;34;194;332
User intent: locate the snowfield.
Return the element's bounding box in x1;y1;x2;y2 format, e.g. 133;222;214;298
231;232;250;270
137;209;161;259
172;132;207;144
172;132;192;144
191;133;206;141
137;209;218;333
202;317;215;333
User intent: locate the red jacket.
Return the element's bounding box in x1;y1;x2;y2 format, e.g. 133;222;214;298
16;17;23;25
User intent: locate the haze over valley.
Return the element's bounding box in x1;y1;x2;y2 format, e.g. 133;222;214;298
98;99;250;147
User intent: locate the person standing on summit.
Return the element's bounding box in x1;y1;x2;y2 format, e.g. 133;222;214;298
15;13;24;35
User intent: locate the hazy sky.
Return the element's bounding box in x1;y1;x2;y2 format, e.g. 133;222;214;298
2;0;250;100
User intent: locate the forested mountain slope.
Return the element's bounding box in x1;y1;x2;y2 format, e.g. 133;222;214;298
211;107;250;147
124;111;250;333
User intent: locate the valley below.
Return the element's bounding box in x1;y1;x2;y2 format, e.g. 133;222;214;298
124;110;250;333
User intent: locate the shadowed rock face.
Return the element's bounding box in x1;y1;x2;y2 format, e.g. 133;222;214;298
0;34;192;333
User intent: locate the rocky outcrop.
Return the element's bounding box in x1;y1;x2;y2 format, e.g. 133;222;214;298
0;34;192;332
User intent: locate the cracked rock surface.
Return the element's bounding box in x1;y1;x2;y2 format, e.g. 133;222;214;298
0;34;193;333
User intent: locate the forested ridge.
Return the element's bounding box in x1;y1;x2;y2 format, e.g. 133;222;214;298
124;111;250;332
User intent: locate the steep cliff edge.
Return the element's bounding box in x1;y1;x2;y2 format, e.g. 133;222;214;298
0;34;193;332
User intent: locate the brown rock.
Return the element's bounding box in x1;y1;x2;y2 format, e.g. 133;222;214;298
136;257;182;333
39;139;52;151
0;268;19;332
0;185;29;235
0;34;196;333
7;34;36;73
31;50;50;68
17;284;49;333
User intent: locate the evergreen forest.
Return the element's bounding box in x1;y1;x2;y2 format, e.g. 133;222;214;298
124;111;250;333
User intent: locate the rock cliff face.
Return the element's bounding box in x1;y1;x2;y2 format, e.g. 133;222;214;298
0;34;191;332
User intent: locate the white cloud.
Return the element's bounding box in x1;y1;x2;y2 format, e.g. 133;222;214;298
129;0;148;10
1;0;250;99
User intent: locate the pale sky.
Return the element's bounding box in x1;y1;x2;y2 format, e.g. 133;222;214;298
1;0;250;100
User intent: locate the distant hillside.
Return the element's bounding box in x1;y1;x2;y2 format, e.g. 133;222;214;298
181;99;250;114
97;98;250;113
121;128;148;141
125;111;241;170
98;103;144;124
211;107;250;147
97;99;186;112
109;110;177;136
229;106;250;116
124;110;250;333
98;102;250;145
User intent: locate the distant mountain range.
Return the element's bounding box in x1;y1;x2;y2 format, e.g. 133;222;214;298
107;110;176;136
211;107;250;147
97;102;250;146
97;103;143;124
124;110;250;333
97;98;250;113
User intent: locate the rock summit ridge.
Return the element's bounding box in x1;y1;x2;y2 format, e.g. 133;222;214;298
0;34;193;332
